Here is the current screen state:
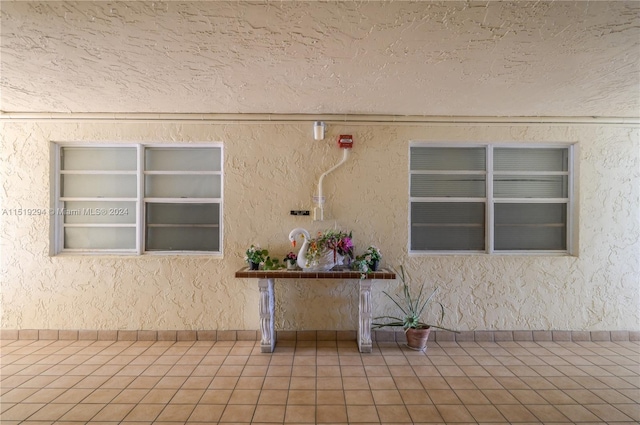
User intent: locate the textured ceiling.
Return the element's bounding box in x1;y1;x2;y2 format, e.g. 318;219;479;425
1;1;639;117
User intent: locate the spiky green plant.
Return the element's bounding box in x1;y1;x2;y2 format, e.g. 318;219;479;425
372;265;457;332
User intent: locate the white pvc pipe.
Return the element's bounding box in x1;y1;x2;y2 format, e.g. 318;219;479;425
315;148;350;221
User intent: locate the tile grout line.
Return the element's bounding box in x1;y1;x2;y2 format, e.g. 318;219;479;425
4;328;640;343
1;339;637;423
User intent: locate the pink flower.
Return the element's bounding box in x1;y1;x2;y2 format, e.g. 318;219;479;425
284;251;297;261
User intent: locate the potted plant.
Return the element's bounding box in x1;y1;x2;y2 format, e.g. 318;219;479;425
353;246;382;278
305;229;354;269
245;245;268;270
372;265;457;350
265;255;287;270
283;252;298;270
358;245;382;271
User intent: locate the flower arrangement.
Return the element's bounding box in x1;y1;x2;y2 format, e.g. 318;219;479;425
353;245;382;277
363;246;381;263
245;244;268;266
306;229;354;264
283;251;297;264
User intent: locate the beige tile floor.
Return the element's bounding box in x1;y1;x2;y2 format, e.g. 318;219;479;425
0;338;638;424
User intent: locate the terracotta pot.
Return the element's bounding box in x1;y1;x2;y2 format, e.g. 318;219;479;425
405;327;431;351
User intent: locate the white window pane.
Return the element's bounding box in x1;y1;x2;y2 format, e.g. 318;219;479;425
411;202;485;250
145;175;221;198
411;175;485;197
64;201;136;224
495;203;566;250
146;227;219;251
146;147;221;171
146;203;219;225
64;227;136;250
62;174;137;198
494;175;568;198
62;147;136;171
494;148;568;172
410;147;485;171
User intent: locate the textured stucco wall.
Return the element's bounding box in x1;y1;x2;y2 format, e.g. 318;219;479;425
2;1;639;117
1;120;638;332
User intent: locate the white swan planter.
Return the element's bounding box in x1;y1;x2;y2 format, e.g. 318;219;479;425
288;227;344;271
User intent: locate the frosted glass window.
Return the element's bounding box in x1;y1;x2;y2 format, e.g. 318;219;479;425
63;201;136;224
64;227;136;250
410;143;572;253
411;175;485;197
411;202;485;251
146;148;221;171
495;204;567;250
61;175;137;198
54;143;223;255
145;203;219;252
146;203;219;225
410;145;487;252
411;147;485;171
143;146;222;252
494;148;568;172
146;227;219;251
145;175;221;198
494;175;568;198
412;226;485;251
61;147;136;171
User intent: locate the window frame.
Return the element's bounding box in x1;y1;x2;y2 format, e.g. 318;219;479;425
52;142;223;256
409;142;576;255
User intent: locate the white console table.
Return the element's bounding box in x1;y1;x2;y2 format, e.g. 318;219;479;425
235;268;396;353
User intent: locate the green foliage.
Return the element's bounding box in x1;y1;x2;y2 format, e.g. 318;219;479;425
263;256;285;270
245;245;268;264
372;265;457;332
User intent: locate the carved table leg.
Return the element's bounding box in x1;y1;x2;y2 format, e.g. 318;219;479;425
358;279;373;353
258;278;275;353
